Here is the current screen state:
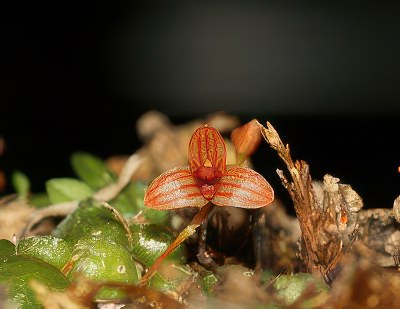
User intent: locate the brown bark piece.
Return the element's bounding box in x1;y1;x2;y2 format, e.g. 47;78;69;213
261;121;363;280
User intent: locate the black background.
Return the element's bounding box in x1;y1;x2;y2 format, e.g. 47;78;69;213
1;1;399;209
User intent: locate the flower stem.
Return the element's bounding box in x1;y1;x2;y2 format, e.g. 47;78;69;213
140;203;214;286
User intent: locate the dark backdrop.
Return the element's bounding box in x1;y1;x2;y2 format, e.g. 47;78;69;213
1;1;399;209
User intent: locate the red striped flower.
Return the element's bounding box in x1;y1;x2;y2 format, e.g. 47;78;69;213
144;125;274;209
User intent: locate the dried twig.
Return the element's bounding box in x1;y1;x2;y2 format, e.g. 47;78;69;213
260;119;400;274
260;121;352;280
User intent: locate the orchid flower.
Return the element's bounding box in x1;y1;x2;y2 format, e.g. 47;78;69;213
144;125;274;209
140;124;274;285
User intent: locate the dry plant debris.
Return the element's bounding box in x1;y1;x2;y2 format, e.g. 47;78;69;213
260;120;358;280
252;200;301;273
326;245;400;308
0;197;36;240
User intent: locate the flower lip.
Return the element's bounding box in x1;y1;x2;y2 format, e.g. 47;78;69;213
193;166;222;184
199;183;216;200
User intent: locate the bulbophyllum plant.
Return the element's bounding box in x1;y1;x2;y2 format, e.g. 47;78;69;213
140;123;274;284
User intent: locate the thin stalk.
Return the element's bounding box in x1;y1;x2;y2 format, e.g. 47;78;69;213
140;203;214;286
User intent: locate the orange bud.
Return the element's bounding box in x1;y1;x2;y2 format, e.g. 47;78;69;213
231;119;263;164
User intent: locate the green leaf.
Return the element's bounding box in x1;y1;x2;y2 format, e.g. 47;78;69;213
29;192;51;208
11;170;30;198
17;236;73;270
142;207;169;225
67;238;140;300
130;224;185;267
0;239;16;261
46;178;93;204
0;241;69;309
52;199;131;248
148;267;191;292
70;151;116;189
52;199;141;300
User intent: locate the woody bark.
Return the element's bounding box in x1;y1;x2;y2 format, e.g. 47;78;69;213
261;121;343;279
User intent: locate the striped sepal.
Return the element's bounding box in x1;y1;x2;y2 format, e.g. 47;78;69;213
144;166;208;209
212;167;274;208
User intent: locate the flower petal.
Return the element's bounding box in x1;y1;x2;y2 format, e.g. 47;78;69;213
212;167;274;208
189;126;226;176
144;167;208;209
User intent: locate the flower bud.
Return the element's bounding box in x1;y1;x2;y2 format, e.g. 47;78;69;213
231;119;263;164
